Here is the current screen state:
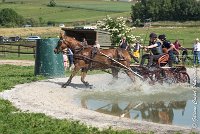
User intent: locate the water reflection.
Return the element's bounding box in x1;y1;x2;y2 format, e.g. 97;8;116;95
77;90;200;128
80;98;187;124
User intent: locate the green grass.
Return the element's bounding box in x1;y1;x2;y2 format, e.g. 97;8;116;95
0;0;132;24
0;53;35;60
0;64;142;134
0;65;43;91
132;27;200;48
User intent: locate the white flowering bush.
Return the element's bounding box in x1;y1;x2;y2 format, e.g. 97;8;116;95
97;16;141;46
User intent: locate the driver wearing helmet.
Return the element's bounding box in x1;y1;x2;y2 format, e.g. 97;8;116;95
158;34;179;67
140;33;164;68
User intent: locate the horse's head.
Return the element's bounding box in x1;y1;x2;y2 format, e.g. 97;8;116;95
54;33;67;54
54;33;83;54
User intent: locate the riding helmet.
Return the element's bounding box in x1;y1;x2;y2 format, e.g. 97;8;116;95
158;34;166;41
149;33;157;38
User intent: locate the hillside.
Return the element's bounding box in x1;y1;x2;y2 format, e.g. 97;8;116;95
0;0;133;25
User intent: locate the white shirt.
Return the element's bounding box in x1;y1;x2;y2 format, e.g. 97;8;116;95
94;43;100;49
194;42;200;51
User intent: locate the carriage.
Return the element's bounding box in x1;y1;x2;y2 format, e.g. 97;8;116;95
55;27;190;87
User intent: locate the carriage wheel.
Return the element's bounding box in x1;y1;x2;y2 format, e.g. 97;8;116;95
162;70;177;84
178;72;190;83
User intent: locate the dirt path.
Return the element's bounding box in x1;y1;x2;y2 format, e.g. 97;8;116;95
0;71;199;134
0;60;34;66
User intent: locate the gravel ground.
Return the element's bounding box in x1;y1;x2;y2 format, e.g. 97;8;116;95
0;60;34;66
0;60;199;133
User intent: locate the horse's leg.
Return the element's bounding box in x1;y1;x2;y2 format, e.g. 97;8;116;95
62;66;80;88
125;70;135;82
81;68;90;87
121;60;135;82
111;67;119;79
108;68;119;85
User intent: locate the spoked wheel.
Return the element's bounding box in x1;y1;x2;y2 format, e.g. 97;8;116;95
177;72;190;83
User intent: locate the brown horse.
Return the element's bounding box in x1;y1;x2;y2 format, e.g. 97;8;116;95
54;33;136;88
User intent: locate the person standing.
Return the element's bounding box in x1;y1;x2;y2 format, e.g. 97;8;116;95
93;40;100;49
130;41;142;63
174;39;182;50
81;38;88;47
119;36;129;50
173;39;182;62
67;48;74;70
63;48;69;70
193;38;200;65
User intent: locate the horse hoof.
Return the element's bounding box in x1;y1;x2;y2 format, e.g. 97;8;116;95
62;84;67;88
89;85;93;89
84;82;89;87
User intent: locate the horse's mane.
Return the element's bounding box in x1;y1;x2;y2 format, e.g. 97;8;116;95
61;34;83;50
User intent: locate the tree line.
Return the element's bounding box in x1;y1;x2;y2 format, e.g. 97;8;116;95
131;0;200;22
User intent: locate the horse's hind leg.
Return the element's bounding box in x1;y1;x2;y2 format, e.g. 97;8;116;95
111;68;119;79
125;70;135;82
62;66;80;88
62;74;73;88
81;68;90;87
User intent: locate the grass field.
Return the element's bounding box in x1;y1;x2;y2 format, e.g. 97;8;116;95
133;27;200;48
0;0;132;24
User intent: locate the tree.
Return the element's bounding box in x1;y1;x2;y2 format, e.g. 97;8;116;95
131;2;146;22
0;8;24;27
131;0;200;22
97;16;140;46
159;0;173;20
48;0;56;7
24;18;38;27
38;17;45;26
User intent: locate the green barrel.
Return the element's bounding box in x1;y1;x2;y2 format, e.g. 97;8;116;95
34;38;65;78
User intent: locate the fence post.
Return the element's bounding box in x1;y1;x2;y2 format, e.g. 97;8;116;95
18;45;20;57
34;38;65;78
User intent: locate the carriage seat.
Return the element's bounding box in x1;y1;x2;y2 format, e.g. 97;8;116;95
157;54;169;67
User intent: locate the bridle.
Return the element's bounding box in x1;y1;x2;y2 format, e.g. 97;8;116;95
58;38;84;54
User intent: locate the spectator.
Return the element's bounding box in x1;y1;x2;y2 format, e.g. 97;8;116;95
193;38;200;65
174;39;182;50
94;40;100;49
67;48;74;70
81;38;88;47
119;36;129;50
173;39;182;62
63;48;68;70
91;41;100;59
130;41;142;63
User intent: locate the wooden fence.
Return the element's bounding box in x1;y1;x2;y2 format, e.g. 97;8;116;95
0;42;36;57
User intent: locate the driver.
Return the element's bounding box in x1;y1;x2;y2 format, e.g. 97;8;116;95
158;34;179;67
140;33;164;68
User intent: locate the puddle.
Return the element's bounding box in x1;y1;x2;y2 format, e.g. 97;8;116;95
75;77;200;128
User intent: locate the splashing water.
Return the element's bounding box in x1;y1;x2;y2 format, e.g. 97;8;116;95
75;70;200;127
